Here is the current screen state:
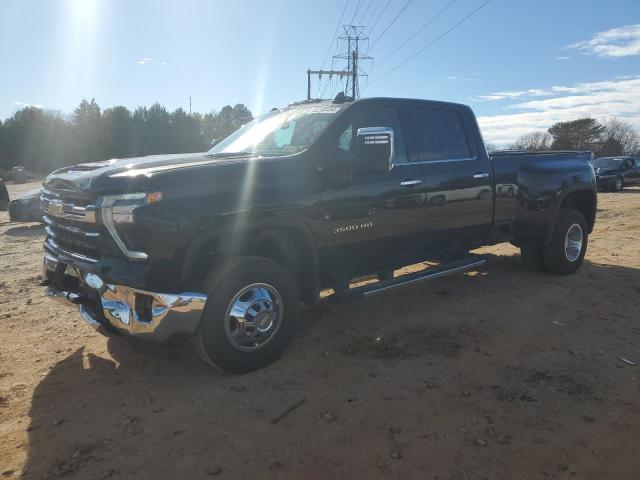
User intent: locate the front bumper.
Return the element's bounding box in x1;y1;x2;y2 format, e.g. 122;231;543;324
596;176;616;190
43;252;207;343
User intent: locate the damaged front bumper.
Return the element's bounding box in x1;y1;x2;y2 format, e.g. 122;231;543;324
43;252;207;343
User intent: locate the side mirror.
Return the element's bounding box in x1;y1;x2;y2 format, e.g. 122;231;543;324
350;127;394;173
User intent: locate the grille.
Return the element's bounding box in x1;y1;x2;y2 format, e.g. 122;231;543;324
41;188;103;263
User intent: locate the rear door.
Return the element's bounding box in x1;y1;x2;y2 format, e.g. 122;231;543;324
398;105;494;253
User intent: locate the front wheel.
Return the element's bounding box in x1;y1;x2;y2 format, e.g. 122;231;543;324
541;208;588;275
194;256;300;373
613;176;624;192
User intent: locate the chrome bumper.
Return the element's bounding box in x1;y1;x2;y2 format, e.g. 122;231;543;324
43;252;207;343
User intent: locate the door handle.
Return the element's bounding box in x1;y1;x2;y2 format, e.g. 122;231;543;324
473;173;490;179
400;179;422;187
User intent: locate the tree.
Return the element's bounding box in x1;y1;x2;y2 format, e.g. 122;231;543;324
73;98;103;163
600;118;640;156
0;99;252;175
102;106;132;159
511;131;552;152
201;104;254;146
548;118;604;151
485;143;498;152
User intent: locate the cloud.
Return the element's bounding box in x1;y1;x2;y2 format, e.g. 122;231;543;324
474;76;640;145
445;75;478;81
473;88;554;102
568;24;640;57
555;56;571;61
136;58;167;65
14;100;44;109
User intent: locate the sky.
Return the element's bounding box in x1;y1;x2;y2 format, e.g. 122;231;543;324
1;0;639;145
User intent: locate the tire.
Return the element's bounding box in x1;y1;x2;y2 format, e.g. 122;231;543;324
613;176;624;192
193;256;300;373
541;209;588;275
520;243;545;270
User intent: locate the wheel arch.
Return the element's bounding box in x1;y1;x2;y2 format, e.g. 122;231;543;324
547;188;597;245
182;217;320;305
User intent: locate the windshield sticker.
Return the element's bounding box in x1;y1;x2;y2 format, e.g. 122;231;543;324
292;105;342;114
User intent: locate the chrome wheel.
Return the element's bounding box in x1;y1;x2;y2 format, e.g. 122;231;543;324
564;223;583;262
224;283;283;352
615;177;623;191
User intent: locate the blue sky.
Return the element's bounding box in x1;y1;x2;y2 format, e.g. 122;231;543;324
1;0;639;144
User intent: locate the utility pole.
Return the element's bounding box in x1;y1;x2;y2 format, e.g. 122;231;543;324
306;24;372;100
352;50;357;99
306;69;352;100
189;96;192;115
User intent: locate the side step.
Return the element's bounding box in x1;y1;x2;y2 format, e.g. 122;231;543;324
334;255;487;302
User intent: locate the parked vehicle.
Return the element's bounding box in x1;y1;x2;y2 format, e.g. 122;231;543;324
8;188;43;222
592;156;640;191
7;166;37;184
0;179;9;211
40;96;597;373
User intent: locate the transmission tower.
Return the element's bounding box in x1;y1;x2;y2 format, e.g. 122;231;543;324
307;24;373;100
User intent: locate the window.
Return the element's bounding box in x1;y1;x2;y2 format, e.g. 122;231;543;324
405;108;472;161
209;104;343;156
337;107;407;163
338;125;353;152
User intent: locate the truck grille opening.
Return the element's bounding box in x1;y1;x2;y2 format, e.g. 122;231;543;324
41;189;103;263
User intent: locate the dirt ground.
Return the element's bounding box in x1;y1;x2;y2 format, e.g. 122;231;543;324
1;180;639;480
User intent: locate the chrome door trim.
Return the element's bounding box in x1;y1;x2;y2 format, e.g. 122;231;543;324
393;156;478;166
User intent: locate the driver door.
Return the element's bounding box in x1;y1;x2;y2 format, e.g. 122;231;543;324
321;104;432;280
624;158;640;186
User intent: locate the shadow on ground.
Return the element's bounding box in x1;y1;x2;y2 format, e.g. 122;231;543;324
3;224;44;238
21;257;640;479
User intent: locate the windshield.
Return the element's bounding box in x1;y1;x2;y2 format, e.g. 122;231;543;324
208;104;344;157
593;157;624;169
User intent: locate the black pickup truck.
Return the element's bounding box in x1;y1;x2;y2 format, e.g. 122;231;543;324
41;96;596;373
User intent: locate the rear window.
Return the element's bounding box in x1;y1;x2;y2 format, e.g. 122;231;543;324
405;108;472;162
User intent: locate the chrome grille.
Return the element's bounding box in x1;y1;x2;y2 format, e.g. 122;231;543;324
41;189;102;263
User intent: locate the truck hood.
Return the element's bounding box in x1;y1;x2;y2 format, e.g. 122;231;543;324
44;152;258;194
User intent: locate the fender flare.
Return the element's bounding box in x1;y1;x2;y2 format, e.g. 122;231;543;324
181;215;320;304
546;183;597;244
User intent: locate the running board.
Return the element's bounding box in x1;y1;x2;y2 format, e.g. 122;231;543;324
334;256;487;301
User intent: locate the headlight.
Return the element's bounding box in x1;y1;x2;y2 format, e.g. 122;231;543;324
99;192;162;260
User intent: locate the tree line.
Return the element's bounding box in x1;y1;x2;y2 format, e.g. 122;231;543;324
509;117;640;157
2;99;638;178
0;99;253;176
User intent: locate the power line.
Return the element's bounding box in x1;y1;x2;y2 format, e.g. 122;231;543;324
349;0;363;25
370;0;492;85
375;0;458;67
368;0;392;37
362;0;381;26
320;0;351;71
356;0;374;25
369;0;414;51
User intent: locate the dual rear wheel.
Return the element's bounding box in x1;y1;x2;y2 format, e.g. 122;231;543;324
520;208;588;275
